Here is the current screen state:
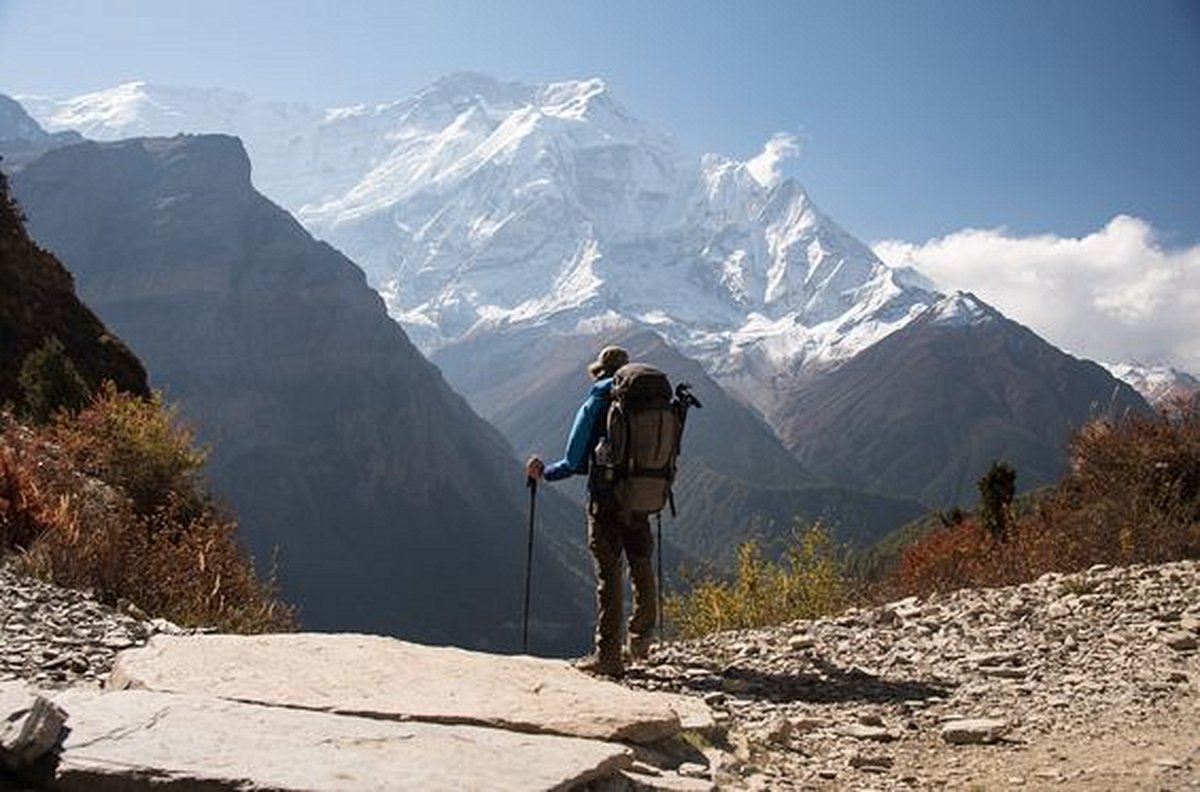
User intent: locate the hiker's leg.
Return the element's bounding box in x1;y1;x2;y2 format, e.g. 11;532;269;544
587;507;624;667
624;512;657;653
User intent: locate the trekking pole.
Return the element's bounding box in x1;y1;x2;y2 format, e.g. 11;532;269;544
656;512;664;641
522;475;538;654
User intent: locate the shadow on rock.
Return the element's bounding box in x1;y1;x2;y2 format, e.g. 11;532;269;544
638;655;954;705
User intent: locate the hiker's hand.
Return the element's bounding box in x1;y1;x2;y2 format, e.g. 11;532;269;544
525;456;544;480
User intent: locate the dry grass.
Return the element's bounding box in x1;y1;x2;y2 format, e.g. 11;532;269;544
0;386;294;633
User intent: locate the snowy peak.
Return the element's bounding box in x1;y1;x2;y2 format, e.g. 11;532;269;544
18;81;157;137
925;291;999;327
700;153;767;220
19;82;320;142
537;77;609;119
18;75;941;406
414;71;529;107
1105;362;1200;406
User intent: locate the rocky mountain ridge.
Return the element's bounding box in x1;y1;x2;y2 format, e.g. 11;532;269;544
3;557;1196;789
769;292;1149;506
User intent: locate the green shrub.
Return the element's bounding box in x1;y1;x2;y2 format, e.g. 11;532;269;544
18;336;91;424
54;381;208;520
665;521;847;639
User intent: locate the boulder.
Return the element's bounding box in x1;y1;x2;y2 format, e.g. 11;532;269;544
51;688;632;791
110;633;705;744
0;681;67;771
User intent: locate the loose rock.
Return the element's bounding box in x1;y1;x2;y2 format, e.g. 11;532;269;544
4;557;1199;790
628;559;1200;789
940;718;1008;744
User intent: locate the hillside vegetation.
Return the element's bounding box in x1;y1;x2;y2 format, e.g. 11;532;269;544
887;399;1200;598
1;382;295;633
666;400;1200;637
1;162;290;634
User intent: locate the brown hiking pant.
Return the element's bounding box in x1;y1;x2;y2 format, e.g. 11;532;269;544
587;502;656;664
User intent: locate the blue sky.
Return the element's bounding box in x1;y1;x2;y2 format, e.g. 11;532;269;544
2;0;1199;369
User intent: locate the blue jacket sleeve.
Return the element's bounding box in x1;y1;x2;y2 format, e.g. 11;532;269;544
544;380;610;481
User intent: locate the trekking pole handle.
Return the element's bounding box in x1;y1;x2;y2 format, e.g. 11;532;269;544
674;382;702;410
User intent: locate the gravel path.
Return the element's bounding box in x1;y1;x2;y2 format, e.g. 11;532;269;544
4;558;1198;789
626;560;1200;789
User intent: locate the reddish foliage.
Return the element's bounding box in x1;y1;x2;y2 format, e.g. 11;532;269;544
1;399;294;633
888;401;1200;599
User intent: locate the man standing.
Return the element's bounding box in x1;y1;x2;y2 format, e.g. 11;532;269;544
526;345;656;677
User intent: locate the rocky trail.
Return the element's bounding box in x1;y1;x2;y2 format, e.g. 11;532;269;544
629;560;1200;789
2;559;1198;790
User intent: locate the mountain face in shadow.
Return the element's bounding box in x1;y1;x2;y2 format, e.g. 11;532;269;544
0;167;146;407
771;293;1151;508
8;134;589;654
433;326;926;568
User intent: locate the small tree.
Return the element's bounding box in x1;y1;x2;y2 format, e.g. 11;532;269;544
19;337;91;423
53;382;209;520
978;461;1017;542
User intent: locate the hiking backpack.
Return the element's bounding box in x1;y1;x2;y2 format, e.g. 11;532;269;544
591;363;700;516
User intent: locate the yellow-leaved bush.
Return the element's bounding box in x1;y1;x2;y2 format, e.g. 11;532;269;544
664;521;847;639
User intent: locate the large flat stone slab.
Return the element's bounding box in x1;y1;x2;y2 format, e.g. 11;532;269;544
110;633;704;744
51;688;632;792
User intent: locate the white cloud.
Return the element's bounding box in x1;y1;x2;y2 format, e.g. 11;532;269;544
745;132;800;189
872;216;1200;374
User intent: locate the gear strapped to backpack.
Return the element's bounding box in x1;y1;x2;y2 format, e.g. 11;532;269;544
590;362;700;517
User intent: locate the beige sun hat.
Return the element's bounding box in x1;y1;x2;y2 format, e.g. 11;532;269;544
587;345;629;378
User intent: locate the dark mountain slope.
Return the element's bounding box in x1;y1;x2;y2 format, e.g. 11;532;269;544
772;294;1151;508
8;135;588;653
0;167;147;406
434;326;925;568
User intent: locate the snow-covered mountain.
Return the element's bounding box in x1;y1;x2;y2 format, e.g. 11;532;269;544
21;76;1152;509
20;76;940;413
1105;362;1200;407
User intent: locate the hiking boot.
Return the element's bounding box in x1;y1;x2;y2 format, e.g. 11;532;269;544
572;652;623;678
627;637;652;664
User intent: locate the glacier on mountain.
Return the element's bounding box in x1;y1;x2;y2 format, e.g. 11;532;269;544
19;74;965;408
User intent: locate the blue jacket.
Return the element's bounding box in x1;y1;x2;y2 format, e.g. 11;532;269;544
544;377;612;482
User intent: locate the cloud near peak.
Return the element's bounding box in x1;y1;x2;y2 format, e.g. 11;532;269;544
872;216;1200;374
746;132;800;189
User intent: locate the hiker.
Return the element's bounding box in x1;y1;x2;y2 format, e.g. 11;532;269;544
525;345;657;677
